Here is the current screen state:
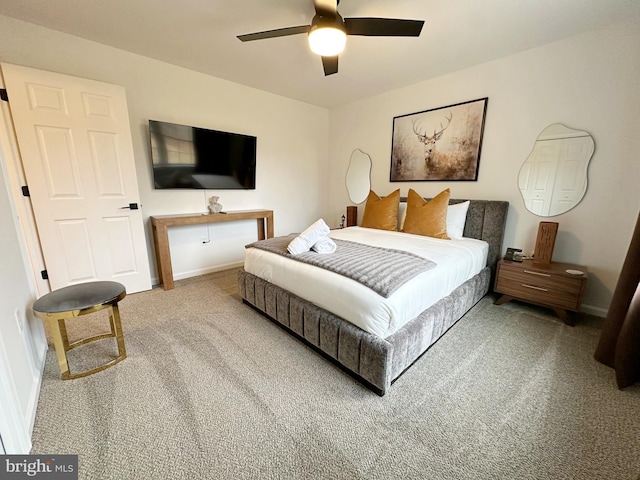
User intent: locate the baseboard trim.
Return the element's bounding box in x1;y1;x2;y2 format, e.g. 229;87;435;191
151;261;244;286
26;342;47;435
581;303;607;318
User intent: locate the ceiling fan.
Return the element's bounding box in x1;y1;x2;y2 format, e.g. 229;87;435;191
237;0;425;76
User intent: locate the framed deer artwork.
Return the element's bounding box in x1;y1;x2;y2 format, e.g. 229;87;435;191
390;97;488;181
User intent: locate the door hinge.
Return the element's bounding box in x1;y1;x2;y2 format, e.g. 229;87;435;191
0;89;7;102
21;186;30;197
41;270;48;280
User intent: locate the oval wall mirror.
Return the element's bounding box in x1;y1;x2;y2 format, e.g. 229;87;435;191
345;149;372;204
518;123;594;217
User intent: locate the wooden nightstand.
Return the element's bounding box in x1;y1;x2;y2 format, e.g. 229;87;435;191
494;259;588;325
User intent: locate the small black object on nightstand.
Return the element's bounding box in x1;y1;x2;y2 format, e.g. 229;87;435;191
504;247;523;262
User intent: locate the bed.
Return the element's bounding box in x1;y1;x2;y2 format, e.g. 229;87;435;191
238;198;509;395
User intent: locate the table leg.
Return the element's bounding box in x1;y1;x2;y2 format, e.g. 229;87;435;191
257;218;265;240
110;304;127;359
58;317;71;351
553;308;576;326
153;223;174;290
49;318;71;380
266;212;274;238
494;294;513;306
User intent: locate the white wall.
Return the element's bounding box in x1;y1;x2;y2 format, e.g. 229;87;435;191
328;18;640;315
0;114;47;452
0;15;329;284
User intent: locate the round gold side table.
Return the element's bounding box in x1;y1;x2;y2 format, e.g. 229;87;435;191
33;281;127;380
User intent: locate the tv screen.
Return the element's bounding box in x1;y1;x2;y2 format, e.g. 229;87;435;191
149;119;256;189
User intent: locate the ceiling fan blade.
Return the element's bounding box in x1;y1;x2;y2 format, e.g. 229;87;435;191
344;18;424;37
237;25;310;42
322;56;339;76
314;0;338;16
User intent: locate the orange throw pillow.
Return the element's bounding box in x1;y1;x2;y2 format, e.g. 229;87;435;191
402;188;451;239
360;189;400;231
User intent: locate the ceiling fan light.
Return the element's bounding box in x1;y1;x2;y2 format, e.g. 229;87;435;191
308;26;346;56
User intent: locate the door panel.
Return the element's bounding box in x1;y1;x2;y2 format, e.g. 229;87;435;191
82;92;113;118
104;216;138;276
37;126;81;197
56;219;97;282
90;132;126;196
2;63;151;293
27;83;67;113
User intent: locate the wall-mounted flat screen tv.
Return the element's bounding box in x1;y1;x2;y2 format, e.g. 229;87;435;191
149;119;256;190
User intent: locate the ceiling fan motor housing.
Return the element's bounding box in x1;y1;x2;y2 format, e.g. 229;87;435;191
310;11;345;33
308;12;346;57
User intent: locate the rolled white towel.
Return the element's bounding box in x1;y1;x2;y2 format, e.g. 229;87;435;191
287;219;331;255
311;237;337;254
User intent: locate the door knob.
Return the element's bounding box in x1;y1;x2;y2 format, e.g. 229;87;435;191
120;203;139;210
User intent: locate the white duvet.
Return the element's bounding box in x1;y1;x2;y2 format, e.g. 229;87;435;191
244;227;488;338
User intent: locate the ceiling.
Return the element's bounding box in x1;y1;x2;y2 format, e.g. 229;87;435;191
1;0;639;108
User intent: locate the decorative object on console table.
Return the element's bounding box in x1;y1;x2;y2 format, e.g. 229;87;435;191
594;210;640;388
208;196;223;213
494;258;587;325
346;206;357;227
533;221;558;264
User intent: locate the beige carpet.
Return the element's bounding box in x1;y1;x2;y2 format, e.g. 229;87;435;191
31;268;640;479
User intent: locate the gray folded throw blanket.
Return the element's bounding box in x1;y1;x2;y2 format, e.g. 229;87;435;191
246;234;436;298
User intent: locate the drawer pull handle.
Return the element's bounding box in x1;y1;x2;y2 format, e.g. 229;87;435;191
524;270;551;277
522;284;549;292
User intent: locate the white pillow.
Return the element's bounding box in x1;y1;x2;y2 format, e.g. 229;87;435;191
397;202;407;230
446;201;470;239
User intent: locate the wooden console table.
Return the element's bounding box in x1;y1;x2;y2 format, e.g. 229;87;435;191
151;209;274;290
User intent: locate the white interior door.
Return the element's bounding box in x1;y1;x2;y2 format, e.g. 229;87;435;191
1;63;151;293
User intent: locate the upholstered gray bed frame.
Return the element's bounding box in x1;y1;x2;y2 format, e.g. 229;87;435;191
237;199;509;396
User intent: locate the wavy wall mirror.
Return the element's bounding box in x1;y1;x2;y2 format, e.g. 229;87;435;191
518;123;594;217
346;149;372;204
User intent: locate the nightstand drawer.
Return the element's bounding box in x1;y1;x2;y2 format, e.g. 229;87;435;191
494;259;587;324
498;267;583;293
495;271;581;310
